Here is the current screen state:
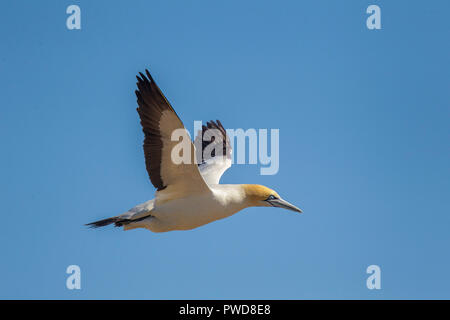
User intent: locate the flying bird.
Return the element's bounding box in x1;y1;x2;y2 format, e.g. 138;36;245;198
87;69;302;232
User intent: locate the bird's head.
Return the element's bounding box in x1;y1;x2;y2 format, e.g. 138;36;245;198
242;184;302;213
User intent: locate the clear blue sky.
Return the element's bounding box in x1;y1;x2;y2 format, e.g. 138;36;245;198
0;0;448;299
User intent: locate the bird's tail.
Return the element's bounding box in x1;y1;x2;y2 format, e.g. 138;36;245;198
85;216;131;228
86;199;155;229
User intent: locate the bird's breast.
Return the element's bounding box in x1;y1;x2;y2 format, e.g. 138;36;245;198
151;191;244;231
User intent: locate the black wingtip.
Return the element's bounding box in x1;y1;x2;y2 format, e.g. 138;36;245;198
138;72;146;82
145;69;154;81
135;69;155;84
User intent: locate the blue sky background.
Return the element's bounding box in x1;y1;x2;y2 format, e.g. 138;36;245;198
0;0;449;299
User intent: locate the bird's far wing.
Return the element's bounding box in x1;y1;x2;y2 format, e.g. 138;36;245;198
194;120;232;185
135;69;210;194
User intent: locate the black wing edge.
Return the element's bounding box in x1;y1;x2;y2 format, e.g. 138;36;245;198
134;69;176;191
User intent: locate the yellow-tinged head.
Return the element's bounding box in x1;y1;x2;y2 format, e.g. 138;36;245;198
242;184;280;201
242;184;302;213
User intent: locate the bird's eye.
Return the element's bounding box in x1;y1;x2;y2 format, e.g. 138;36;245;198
266;195;277;201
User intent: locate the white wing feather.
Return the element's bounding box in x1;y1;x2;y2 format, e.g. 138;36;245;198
199;156;232;185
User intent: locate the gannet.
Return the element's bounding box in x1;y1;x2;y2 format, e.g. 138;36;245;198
87;69;302;233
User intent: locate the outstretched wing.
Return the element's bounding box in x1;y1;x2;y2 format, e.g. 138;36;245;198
135;69;209;194
194;120;232;185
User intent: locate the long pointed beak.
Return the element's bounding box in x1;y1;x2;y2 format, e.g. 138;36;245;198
268;198;303;213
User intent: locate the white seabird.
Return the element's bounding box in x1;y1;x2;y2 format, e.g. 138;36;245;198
87;69;302;233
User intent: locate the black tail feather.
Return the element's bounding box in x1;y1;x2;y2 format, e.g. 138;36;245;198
86;214;154;229
85;217;129;228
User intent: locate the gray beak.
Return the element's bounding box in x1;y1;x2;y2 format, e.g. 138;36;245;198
268;198;303;213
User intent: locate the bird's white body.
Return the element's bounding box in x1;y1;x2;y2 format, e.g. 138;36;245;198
124;184;248;232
